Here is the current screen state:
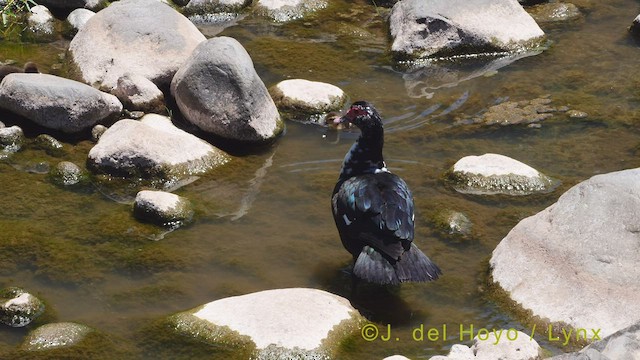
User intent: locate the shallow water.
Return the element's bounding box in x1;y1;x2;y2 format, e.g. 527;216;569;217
2;0;640;358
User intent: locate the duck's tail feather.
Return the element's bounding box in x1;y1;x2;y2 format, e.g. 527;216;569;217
353;244;441;285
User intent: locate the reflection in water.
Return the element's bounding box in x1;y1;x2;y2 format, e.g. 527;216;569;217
230;152;275;221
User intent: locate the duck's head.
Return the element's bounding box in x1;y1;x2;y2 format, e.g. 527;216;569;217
334;101;383;131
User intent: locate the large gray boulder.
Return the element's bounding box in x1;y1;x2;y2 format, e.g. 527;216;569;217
390;0;545;61
0;73;122;133
548;321;640;360
491;168;640;338
87;114;230;179
171;36;284;143
69;0;206;90
170;288;365;358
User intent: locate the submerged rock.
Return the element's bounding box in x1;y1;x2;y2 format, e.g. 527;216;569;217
0;73;122;133
446;153;556;196
170;288;365;358
548;321;640;359
429;330;541;359
255;0;328;22
171;36;284;143
133;190;194;227
466;97;561;126
528;2;582;23
389;0;545;61
22;322;93;351
33;134;65;157
49;161;88;186
0;287;45;327
69;0;206;90
491;168;640;337
431;209;473;239
113;74;165;113
87;114;230;180
270;79;347;124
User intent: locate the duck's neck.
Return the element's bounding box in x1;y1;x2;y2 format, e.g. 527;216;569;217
338;127;386;181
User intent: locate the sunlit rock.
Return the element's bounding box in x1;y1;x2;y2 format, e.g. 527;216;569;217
65;8;95;36
171;36;284;143
0;73;122;133
270;79;347;124
384;356;412;360
87;114;230;180
528;2;581;23
22;322;93;350
389;0;545;61
255;0;328;22
429;331;541;359
49;161;88;186
491;168;640;337
113;74;165;113
133;190;194;227
0;287;45;327
183;0;251;16
26;5;56;42
547;321;640;359
445;153;556;196
170;288;365;358
69;0;206;90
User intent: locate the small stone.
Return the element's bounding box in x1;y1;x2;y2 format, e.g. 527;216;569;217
528;2;582;23
33;134;65;157
0;287;45;327
567;109;588;118
270;79;347;124
133;190;194;227
91;124;107;142
26;5;55;42
49;161;88;186
432;209;473;239
0;126;24;152
22;322;92;350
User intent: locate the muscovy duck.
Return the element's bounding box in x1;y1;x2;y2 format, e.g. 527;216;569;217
331;101;441;285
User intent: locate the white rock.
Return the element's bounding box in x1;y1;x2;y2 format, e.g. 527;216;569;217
28;5;54;35
385;355;413;360
472;330;540;360
113;74;165;112
491;168;640;337
133;190;193;226
0;287;45;327
66;8;95;31
172;288;365;357
256;0;327;22
448;153;555;195
88;114;230;179
271;79;347;120
429;344;474;360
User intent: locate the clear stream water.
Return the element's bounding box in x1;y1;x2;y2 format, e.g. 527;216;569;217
1;0;640;358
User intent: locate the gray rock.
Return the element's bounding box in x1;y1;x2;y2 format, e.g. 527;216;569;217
389;0;545;61
87;114;230;180
91;124;107;142
170;288;365;358
430;330;541;359
255;0;328;22
133;190;194;227
270;79;347;124
491;168;640;338
446;153;557;195
171;37;284;143
22;322;92;350
49;161;88;186
26;5;56;42
0;287;45;327
0;126;24;154
0;73;122;133
528;2;581;23
33;134;65;157
66;8;95;34
113;74;165;113
547;322;640;360
69;0;206;90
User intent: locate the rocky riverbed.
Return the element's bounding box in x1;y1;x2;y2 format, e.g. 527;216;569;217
2;0;640;358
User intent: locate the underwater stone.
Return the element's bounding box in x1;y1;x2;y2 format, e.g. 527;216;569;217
0;126;24;153
446;153;556;196
22;322;92;350
528;2;581;23
432;209;473;239
34;134;64;157
170;288;365;358
49;161;88;186
270;79;347;124
491;168;640;338
133;190;194;227
0;287;45;327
